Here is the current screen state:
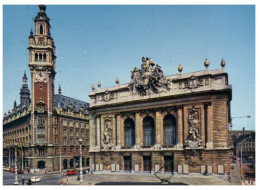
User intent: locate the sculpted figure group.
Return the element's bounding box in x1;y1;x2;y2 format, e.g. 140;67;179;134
129;57;171;95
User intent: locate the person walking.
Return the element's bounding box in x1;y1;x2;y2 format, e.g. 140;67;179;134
65;176;69;185
22;176;25;185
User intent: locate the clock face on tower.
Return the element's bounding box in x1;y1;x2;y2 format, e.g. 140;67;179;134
36;71;46;81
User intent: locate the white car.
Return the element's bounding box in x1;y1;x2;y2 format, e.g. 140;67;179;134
30;177;41;183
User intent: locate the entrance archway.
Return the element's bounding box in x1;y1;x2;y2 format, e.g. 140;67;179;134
38;160;46;169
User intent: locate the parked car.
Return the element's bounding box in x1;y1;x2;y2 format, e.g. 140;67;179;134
30;176;41;183
67;169;76;175
9;168;15;173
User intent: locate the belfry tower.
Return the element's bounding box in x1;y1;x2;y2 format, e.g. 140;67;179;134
28;5;56;145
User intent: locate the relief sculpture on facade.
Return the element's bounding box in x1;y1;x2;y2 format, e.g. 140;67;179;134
184;76;203;89
129;57;171;96
97;90;118;102
185;107;202;148
102;117;113;150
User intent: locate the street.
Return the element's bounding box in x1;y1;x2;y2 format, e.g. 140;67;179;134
2;171;60;185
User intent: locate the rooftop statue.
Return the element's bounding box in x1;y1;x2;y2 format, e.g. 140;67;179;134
129;57;171;96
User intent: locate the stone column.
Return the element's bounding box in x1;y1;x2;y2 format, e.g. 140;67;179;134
116;114;122;146
140;154;144;173
200;105;205;147
206;103;213;148
113;116;116;146
177;106;183;148
96;115;101;147
135;112;140;146
9;148;11;168
136;112;142;146
155;111;161;145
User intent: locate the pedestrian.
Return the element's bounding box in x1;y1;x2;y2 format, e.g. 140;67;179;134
228;176;231;183
77;175;80;181
59;179;63;185
65;176;69;185
27;178;32;185
22;176;25;185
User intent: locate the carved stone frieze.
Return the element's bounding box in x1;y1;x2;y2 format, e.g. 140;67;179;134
129;57;171;96
119;111;136;118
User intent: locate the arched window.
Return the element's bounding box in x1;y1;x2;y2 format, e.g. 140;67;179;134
124;118;135;147
43;54;47;62
40;25;43;35
163;114;177;145
35;53;38;61
143;116;155;146
39;53;42;61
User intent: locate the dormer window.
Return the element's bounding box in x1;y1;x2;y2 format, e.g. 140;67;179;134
40;25;43;35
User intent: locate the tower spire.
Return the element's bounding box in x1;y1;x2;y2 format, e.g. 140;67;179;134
20;71;30;106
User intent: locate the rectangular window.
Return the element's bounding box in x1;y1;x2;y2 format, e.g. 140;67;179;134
38;116;45;124
70;130;73;137
63;120;67;126
70;138;73;145
55;128;57;135
63;129;67;136
63;138;67;145
69;121;73;127
81;123;84;128
75;123;79;128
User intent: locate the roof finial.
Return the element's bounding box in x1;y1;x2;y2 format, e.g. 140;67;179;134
23;71;28;84
204;58;210;69
91;84;95;91
178;64;183;73
115;77;119;85
39;5;46;13
58;85;61;95
97;81;101;89
220;58;226;68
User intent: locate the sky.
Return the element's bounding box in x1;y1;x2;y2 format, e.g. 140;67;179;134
2;5;255;131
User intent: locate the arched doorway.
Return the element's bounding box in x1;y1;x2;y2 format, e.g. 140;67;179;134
38;161;45;169
63;159;68;169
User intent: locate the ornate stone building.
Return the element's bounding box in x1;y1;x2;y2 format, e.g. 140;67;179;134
89;57;232;175
3;5;89;171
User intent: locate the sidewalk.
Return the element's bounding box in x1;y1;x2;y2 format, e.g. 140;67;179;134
63;172;239;185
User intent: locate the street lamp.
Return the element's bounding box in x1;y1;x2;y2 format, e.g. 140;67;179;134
14;143;19;185
78;138;83;185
